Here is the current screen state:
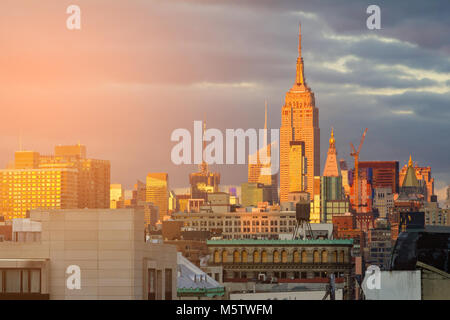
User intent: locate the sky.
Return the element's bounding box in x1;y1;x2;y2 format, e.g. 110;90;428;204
1;0;449;200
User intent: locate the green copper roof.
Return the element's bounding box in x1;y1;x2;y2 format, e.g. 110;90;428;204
402;165;419;187
206;239;353;245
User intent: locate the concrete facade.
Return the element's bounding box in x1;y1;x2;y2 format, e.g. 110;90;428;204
0;208;177;300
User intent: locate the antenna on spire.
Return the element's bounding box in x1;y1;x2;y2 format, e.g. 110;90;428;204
298;22;302;58
264;99;268;130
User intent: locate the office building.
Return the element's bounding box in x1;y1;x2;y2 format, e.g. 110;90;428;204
241;183;273;208
0;168;78;220
373;187;394;218
280;24;320;201
359;161;399;194
146;173;169;221
248;102;279;204
0;208;177;300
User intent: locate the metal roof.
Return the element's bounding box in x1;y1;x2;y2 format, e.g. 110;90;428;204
206;239;353;245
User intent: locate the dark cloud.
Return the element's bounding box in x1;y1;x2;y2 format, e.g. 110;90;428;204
0;0;449;195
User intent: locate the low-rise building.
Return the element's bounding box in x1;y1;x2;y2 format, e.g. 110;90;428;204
0;208;177;300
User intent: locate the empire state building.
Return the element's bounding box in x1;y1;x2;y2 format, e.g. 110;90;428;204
280;24;320;201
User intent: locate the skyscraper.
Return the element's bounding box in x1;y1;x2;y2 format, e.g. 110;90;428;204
248;101;278;203
189;121;220;201
320;129;347;223
146;173;169;221
0;168;78;220
1;144;110;220
280;23;320;202
359;161;399;194
322;128;339;177
39;144;110;209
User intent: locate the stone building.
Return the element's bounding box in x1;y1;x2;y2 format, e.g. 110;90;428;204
206;239;353;281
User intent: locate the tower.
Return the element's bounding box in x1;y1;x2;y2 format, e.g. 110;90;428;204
248;101;278;203
323;128;339;177
280;23;320;202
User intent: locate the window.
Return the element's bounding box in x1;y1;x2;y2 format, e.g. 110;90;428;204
313;250;320;263
148;269;156;300
273;250;280;263
0;269;41;294
261;250;267;263
233;250;241;263
157;270;162;300
164;269;172;300
253;251;260;263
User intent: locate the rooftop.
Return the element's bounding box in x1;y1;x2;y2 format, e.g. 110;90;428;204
206;239;353;245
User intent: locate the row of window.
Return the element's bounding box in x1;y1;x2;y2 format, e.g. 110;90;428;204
0;269;41;294
213;249;346;264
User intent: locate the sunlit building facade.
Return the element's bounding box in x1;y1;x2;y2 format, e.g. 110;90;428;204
248;102;278;204
280;24;320;201
146;173;169;221
110;183;124;208
399;160;434;202
0;168;78;220
288;141;307;193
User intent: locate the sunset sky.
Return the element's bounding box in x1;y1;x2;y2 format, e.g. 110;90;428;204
1;0;449;199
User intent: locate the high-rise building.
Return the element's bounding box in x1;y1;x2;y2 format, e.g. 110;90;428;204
248;101;278;203
110;184;123;209
373;187;394;218
146;173;169;221
280;24;320;201
359;161;399;194
323;128;339;177
189;122;220;201
241;183;272;208
14;151;40;169
349;168;373;213
1;144;110;220
0;168;78;219
339;159;350;196
38;145;110;209
399;158;434;201
318;129;348;223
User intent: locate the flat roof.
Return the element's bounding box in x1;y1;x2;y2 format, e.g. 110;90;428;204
206;239;353;245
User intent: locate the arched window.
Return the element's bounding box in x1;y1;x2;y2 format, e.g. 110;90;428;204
321;250;328;263
301;250;308;263
332;251;338;263
241;250;248;263
233;250;241;263
281;250;288;263
273;250;280;263
313;250;320;263
214;250;220;263
261;250;268;263
253;251;260;263
222;250;228;263
339;250;345;263
293;250;300;263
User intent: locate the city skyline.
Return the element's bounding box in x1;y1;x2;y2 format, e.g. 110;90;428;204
1;1;449;199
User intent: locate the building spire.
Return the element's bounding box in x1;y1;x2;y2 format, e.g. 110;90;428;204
200;116;208;174
294;22;306;87
298;22;302;58
408;154;413;167
264;99;268;130
329;127;335;147
323;127;339;177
